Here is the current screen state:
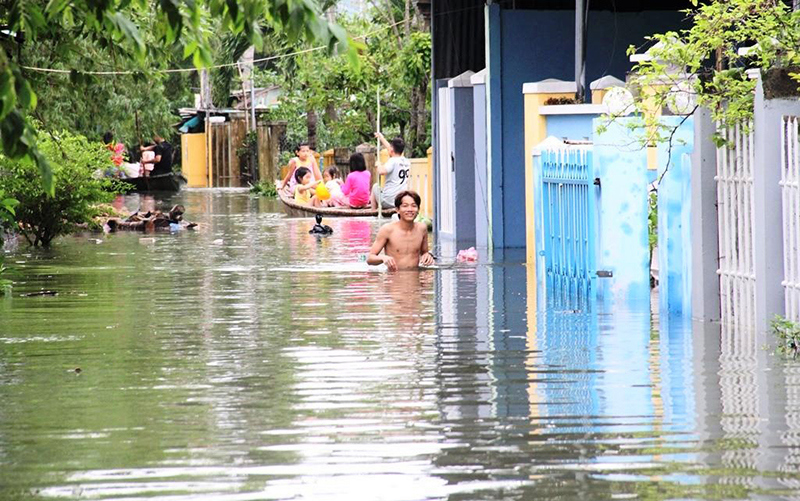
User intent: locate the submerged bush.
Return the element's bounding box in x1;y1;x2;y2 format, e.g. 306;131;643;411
250;179;278;198
0;189;18;295
772;315;800;358
0;129;121;247
0;257;10;296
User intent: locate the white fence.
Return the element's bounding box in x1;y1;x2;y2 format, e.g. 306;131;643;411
782;116;800;322
715;123;757;328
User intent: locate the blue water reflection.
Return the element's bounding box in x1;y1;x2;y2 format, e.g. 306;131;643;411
2;191;800;499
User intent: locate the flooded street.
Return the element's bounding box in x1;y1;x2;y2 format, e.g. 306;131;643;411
1;190;799;500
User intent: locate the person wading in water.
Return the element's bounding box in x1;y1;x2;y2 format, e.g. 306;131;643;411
367;190;434;271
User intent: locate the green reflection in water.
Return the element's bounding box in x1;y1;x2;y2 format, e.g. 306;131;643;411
1;191;800;500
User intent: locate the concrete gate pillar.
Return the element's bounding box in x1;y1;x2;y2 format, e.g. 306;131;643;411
690;108;721;323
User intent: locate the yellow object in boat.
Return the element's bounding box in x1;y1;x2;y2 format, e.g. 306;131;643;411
316;181;330;201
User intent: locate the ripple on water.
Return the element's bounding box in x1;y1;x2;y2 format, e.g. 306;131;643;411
1;191;800;500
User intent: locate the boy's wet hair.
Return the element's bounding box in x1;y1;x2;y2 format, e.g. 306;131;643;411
349;153;367;172
389;137;405;155
394;190;421;209
294;167;310;183
325;166;340;179
103;131;113;144
295;142;310;152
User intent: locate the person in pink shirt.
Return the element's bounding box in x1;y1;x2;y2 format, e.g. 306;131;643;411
341;153;371;208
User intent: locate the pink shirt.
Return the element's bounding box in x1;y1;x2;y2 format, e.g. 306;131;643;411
341;170;371;207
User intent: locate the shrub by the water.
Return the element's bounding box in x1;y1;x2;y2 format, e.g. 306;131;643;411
250;179;278;198
0;188;17;295
0;129;121;247
772;315;800;358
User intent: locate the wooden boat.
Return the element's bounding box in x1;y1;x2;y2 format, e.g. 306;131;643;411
122;173;187;193
278;190;396;218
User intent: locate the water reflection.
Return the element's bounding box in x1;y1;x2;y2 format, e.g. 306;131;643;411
2;191;800;499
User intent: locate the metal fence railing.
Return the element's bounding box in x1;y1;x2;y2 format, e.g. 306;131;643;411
715;123;757;328
534;146;596;308
782;116;800;322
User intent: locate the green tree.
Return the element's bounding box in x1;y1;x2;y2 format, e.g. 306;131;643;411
0;128;122;247
20;35;194;147
619;0;800;145
258;3;431;156
1;0;354;194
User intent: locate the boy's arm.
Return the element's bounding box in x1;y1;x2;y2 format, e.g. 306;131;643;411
419;224;434;266
376;158;393;176
375;132;391;151
367;226;396;270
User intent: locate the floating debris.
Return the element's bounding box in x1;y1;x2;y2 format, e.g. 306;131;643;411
21;290;58;297
105;205;197;232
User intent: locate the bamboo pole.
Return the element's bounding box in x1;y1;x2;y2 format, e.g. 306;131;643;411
377;86;382;219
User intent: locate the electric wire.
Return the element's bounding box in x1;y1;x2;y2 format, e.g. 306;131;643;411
20;19;405;76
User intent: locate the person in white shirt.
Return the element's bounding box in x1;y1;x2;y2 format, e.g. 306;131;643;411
371;132;410;210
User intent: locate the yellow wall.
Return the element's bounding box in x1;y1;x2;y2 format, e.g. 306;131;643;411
408;149;434;219
322;149;334;171
181;133;208;188
523;92;575;265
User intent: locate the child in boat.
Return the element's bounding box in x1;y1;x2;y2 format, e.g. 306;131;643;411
312;166;347;207
293;167;319;205
139;143;156;178
341;153;371;208
280;142;320;197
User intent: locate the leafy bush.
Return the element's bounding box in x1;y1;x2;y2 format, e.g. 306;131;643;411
772;315;800;358
0;189;17;295
648;191;658;253
0;257;10;296
0;129;121;247
250;179;278;198
0;189;18;230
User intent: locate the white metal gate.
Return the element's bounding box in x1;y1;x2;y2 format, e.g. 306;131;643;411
782;116;800;322
716;123;756;327
437;87;455;237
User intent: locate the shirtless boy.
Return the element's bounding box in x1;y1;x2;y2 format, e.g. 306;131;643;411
367;190;435;271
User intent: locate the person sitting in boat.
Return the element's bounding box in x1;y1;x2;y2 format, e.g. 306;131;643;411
341;153;371;209
140;135;174;177
370;133;410;211
293;167;320;206
367;190;434;271
312;166;347;208
279;142;321;197
139;145;155;178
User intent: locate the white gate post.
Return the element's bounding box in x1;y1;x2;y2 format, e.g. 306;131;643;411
691;108;721;322
752;78;800;331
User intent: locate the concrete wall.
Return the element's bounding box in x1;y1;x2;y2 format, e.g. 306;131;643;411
452;84;476;247
436;77;477;247
657;117;694;317
593;118;651;306
487;8;686;248
546;114;597;141
473;79;490;250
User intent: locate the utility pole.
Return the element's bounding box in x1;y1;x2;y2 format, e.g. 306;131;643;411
199;69;212;110
575;0;587;103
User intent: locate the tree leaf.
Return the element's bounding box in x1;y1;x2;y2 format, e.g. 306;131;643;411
106;11;145;55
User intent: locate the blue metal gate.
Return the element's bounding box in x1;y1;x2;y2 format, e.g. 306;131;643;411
533;146;597;308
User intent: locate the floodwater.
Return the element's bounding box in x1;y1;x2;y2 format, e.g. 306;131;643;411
1;190;799;501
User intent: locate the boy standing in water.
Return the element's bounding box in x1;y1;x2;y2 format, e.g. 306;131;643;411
367;191;434;271
370;133;410;210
